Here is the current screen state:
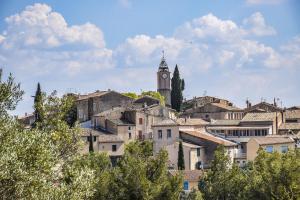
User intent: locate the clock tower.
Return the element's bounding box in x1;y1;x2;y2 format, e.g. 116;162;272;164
157;54;171;106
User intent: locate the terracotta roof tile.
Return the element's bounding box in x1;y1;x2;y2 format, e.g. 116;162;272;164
180;130;237;146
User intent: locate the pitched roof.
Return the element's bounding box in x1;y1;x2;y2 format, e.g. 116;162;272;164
180;130;237;146
244;102;282;112
81;128;124;143
152;118;178;126
279;123;300;130
210;103;241;111
285;110;300;119
133;95;160;103
241;112;277;122
168;170;203;182
182;142;202;148
250;136;294;145
77;91;108;101
177;118;209;126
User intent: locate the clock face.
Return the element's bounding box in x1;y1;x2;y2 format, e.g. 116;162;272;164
162;73;168;79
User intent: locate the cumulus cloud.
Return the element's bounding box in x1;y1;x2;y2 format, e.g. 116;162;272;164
0;3;299;114
0;3;113;77
3;3;105;49
243;12;276;36
116;13;283;73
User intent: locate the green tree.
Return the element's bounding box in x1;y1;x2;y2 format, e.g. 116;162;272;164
0;72;96;199
122;92;139;99
33;82;44;126
89;133;94;153
171;65;184;112
62;93;77;127
246;148;300;200
0;69;24;116
178;141;185;170
108;141;183;200
199;145;247;200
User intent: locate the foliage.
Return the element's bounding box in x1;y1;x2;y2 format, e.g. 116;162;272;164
33;82;44;125
171;65;184;112
180;189;203;200
89;133;94;152
0;69;24;116
107;141;183;200
178;141;185;170
0;73;95;199
62;93;78;127
122;92;139;99
123;91;165;105
245;148;300;200
199;145;300;200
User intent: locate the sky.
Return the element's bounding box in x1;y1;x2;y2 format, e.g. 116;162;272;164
0;0;299;116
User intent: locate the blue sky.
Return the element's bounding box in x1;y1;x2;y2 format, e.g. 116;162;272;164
0;0;299;115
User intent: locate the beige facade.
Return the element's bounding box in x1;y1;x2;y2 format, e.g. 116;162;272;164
80;129;125;157
182;102;243;121
168;170;203;191
247;137;295;161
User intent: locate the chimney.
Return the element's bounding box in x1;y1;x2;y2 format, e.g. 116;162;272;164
25;112;27;116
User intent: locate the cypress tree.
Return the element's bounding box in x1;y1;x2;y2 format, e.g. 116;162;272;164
171;65;184;112
89;132;94;152
33;82;43;126
177;141;185;170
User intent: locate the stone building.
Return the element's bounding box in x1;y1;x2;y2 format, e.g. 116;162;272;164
157;56;171;107
246;136;295;161
182;96;232;111
77;90;133;122
182;102;243;121
244;101;282;113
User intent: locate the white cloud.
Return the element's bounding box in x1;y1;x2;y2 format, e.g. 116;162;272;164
3;3;105;49
243;12;276;36
0;3;113;77
246;0;284;5
0;4;299;114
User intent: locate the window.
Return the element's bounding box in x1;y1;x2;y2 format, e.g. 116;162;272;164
93;136;96;142
139;118;143;125
183;181;189;191
128;132;132;139
197;148;201;157
128;126;131;130
265;146;273;153
138;131;143;140
281;145;288;153
149;132;153;139
93;102;97;112
158;130;162;139
167;129;172;138
112;145;117;152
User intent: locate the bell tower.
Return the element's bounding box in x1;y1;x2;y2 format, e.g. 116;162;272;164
157;52;171;106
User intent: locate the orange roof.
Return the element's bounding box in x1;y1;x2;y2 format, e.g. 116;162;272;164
180;130;237;147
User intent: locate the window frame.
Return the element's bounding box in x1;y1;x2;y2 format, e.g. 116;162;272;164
158;130;163;139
